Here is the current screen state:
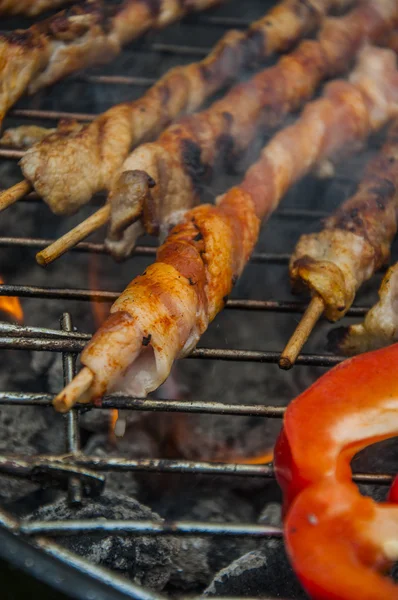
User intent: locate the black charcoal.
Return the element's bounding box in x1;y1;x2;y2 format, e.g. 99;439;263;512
28;493;181;589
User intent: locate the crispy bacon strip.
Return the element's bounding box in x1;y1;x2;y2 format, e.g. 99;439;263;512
241;47;398;221
0;0;225;125
19;0;356;216
54;45;398;412
290;119;398;321
70;188;259;405
329;262;398;355
0;0;72;16
104;0;398;260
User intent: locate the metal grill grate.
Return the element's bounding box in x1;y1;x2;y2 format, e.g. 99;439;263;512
0;2;394;599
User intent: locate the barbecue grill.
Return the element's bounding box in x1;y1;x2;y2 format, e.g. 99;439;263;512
0;1;395;599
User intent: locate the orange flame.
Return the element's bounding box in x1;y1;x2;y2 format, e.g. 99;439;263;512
109;406;119;445
88;255;119;440
170;413;275;464
0;277;23;322
228;449;274;465
88;254;110;327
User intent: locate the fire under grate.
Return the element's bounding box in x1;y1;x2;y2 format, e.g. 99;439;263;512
0;1;396;599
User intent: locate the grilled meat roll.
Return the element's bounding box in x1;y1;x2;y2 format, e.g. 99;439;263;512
54;45;398;411
0;0;225;125
290;119;398;321
18;0;357;216
329;263;398;355
0;125;57;149
0;0;72;16
103;0;398;259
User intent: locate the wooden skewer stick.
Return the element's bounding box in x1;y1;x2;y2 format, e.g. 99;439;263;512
279;295;325;370
0;180;32;212
36;204;111;267
53;367;94;413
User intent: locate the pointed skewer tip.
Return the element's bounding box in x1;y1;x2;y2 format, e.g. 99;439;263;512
35;251;49;267
53;367;94;413
36;204;111;267
279;295;325;370
279;356;293;371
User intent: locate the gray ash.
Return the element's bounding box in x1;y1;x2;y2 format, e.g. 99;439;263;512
203;547;306;600
204;503;304;599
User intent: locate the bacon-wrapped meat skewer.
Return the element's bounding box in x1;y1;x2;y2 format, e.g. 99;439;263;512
0;0;72;16
53;45;398;412
329;262;398;355
0;0;227;127
280;118;398;369
3;0;356;222
37;0;398;266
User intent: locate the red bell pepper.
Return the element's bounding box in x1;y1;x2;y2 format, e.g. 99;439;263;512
274;343;398;599
388;475;398;503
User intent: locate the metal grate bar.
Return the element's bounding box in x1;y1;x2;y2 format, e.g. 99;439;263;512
0;391;286;416
0;455;104;496
0;501;278;600
0;237;159;257
21;520;283;538
0;506;167;600
0;287;371;315
0;238;309;265
0;321;91;340
0;335;344;367
61;313;82;506
0;189;330;217
0;38;211;60
0;14;251;34
8;108;95;123
0;453;392;484
0;237;291;263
